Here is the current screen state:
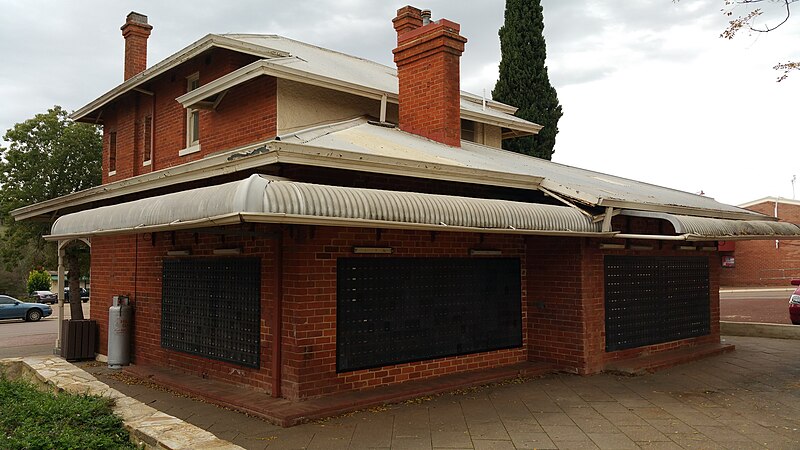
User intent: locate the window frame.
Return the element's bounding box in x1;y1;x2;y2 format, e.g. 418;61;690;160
108;130;117;176
182;72;201;156
143;114;153;166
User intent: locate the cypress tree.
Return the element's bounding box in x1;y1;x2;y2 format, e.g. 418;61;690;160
492;0;562;160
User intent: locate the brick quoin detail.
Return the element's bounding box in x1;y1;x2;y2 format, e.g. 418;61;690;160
393;6;467;147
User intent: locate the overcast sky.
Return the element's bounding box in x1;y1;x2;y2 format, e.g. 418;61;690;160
1;0;798;206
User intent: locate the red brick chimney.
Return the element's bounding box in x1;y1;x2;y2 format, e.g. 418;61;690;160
121;12;152;81
392;6;467;147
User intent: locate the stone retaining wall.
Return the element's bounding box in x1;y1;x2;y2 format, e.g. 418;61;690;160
0;357;242;450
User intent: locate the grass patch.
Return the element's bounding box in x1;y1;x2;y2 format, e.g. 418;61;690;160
0;376;138;449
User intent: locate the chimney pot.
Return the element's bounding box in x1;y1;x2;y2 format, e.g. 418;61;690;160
121;11;152;80
421;10;432;26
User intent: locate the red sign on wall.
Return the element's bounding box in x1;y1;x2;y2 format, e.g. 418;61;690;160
722;255;735;268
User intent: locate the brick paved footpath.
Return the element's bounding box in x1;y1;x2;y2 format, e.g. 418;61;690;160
81;335;800;449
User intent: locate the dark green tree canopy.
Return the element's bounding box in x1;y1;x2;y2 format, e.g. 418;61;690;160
493;0;563;160
0;106;101;276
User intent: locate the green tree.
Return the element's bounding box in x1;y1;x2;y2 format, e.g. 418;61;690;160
26;269;51;294
492;0;562;160
0;106;101;307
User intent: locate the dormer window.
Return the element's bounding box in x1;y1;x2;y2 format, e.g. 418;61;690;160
181;72;201;156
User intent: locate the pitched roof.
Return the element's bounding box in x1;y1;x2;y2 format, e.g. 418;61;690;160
71;34;540;134
276;118;761;220
12;116;768;223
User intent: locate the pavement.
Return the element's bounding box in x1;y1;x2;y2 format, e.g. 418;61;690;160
59;335;800;449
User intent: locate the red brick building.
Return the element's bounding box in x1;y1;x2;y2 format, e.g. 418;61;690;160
720;197;800;286
14;7;800;414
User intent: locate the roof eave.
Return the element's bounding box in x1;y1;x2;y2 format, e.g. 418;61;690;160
70;34;290;122
738;196;800;209
10;139;278;221
176;59;541;135
12;139;546;222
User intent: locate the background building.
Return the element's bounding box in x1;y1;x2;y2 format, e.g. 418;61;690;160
720;197;800;286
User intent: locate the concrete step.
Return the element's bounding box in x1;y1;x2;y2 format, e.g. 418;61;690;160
604;342;735;375
126;360;555;427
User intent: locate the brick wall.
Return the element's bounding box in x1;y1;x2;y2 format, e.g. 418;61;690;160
102;48;270;184
91;220;722;398
279;226;527;400
582;242;721;373
719;202;800;286
91;225;527;400
91;228;278;394
526;236;587;372
527;236;721;375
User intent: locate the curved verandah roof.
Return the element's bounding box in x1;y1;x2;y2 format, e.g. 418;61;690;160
48;174;606;240
47;175;800;242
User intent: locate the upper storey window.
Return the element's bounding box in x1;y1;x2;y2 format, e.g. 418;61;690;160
143;115;152;166
181;73;201;156
460;119;475;143
108;131;117;175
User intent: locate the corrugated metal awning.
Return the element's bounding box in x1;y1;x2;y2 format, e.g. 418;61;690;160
47;174;607;240
620;210;800;240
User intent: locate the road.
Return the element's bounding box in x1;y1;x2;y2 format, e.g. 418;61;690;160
719;288;795;325
0;302;91;358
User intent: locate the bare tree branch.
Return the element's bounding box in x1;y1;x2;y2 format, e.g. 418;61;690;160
718;0;799;80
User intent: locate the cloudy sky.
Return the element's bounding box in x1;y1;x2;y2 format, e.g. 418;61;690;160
1;0;798;206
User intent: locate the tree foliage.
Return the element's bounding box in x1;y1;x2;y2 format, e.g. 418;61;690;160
26;269;51;294
0;106;101;283
492;0;563;160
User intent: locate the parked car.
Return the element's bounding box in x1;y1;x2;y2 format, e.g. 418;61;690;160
0;295;52;322
789;280;800;325
30;290;57;305
64;287;90;303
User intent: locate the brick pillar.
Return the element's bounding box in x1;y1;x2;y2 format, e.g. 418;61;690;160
392;6;467;147
121;12;152;81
